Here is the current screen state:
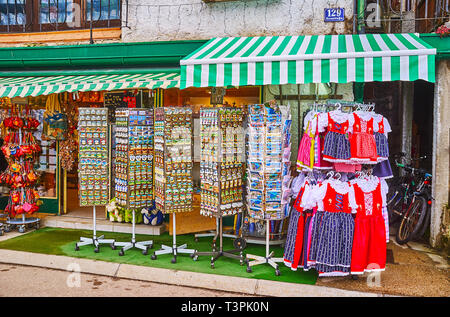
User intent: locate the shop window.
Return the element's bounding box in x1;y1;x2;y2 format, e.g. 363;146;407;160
0;0;121;33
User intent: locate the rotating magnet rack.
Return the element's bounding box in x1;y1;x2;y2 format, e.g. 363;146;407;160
75;107;115;253
151;107;196;263
194;107;248;269
112;108;154;256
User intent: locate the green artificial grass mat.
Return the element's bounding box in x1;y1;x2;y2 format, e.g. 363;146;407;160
0;227;318;285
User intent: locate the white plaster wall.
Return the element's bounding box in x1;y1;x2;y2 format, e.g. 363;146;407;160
122;0;354;42
431;60;450;248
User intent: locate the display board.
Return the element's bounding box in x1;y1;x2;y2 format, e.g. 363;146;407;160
246;103;292;220
114;108;154;210
154;107;193;214
78;107;110;206
199;107;244;218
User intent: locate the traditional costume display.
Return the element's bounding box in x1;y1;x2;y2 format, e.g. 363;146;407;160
287;103;391;277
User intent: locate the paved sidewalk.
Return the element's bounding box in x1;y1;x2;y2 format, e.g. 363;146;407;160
0;229;447;297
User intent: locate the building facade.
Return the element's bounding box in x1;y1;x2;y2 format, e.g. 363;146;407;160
0;0;448;249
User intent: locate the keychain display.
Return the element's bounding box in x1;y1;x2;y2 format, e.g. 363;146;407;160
199;107;244;217
246;103;292;221
114;108;154;210
78;107;109;206
154;107;193;213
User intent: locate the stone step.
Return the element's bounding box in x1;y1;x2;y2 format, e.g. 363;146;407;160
41;215;166;236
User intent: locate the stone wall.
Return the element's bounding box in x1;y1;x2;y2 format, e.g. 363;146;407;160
122;0;354;42
431;59;450;249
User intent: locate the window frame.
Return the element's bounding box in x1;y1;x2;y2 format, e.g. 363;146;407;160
0;0;121;33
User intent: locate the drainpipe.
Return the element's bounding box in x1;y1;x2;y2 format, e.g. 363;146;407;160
353;0;365;103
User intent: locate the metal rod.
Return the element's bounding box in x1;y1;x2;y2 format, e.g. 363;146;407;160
172;213;176;248
90;0;93;44
266;219;270;258
93;205;97;240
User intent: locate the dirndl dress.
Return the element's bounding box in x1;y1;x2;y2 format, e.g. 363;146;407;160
297;120;315;171
307;181;356;277
374;116;389;160
350;178;387;274
373;160;393;179
350;112;378;164
321;112;351;163
284;181;311;270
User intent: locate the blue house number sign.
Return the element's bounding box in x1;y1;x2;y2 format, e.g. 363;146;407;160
324;8;345;22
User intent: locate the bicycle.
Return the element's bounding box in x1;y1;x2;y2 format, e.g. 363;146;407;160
395;167;432;244
386;153;425;225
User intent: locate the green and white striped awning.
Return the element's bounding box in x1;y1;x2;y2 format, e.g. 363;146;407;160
0;72;180;98
180;33;436;89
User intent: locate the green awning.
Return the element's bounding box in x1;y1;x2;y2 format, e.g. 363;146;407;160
0;72;180;98
180;33;436;89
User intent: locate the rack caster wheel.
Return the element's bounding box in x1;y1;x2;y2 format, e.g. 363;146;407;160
75;245;79;251
94;247;99;253
192;255;198;261
275;269;281;276
210;262;215;269
119;250;124;256
111;243;116;250
151;254;157;260
142;248;148;256
246;266;252;273
171;257;177;264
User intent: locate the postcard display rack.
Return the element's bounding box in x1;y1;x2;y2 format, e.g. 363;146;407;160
195;107;248;268
113;108;154;255
75;107;115;253
152;107;196;263
245;103;292;275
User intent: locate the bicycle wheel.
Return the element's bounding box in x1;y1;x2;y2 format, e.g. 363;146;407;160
395;196;427;245
386;185;406;225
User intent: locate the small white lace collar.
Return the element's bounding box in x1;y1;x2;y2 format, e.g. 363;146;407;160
354;111;376;121
328;110;349;124
325;179;350;194
351;176;380;192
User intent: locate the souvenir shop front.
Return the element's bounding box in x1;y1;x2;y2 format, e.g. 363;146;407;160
180;33;437;276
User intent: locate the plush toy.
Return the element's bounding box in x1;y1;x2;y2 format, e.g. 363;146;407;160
141;207;164;226
123;208;143;224
106;198;122;223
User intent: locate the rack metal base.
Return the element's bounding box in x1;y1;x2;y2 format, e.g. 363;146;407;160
75;206;115;253
151;243;197;263
115;239;153;256
114;209;153;256
75;235;115;253
151;213;197;263
246;251;284;276
194;217;249;269
245;220;283;276
5;216;40;233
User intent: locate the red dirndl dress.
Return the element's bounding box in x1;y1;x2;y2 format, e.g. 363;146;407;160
350;179;387;274
350;113;378;164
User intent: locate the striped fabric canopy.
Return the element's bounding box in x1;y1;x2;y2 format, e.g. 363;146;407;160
180;33;436;89
0;72;180;98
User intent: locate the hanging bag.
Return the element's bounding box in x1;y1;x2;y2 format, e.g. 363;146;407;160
43;94;67;140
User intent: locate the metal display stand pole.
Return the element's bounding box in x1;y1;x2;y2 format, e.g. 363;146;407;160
246;219;284;275
151;213;196;263
114;209;153;256
75;205;115;253
194;216;248;269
